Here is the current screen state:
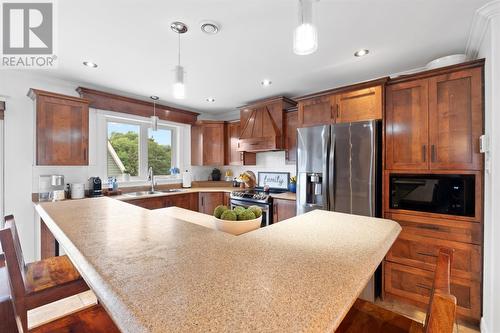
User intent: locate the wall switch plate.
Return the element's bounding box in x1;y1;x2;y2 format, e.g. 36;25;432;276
480;134;489;153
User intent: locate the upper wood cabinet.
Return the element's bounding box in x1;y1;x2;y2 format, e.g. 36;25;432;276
385;79;429;170
239;97;296;152
297;95;335;127
225;121;256;166
297;81;384;128
191;121;225;166
386;63;483;171
29;89;89;166
284;110;298;163
428;67;483;170
336;86;382;123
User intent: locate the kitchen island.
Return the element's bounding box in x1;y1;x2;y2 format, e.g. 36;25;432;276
35;197;400;333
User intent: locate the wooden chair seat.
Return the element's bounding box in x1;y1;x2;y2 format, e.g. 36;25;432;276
25;255;84;294
30;304;120;333
336;299;424;333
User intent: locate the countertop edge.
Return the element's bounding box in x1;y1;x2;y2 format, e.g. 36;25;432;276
34;203;147;333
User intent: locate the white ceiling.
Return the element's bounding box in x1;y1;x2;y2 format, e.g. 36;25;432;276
42;0;489;114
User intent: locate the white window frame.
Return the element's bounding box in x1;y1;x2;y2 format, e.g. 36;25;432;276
96;109;188;185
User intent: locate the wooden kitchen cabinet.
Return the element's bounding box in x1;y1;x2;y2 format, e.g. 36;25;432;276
336;86;382;123
428;67;483;170
199;192;225;215
385;79;429;170
273;199;296;223
29;89;89;166
191;121;225;166
225;121;256;165
284;110;298;163
164;193;199;211
297;95;335;127
127;197;166;210
385;62;483;171
384;261;481;321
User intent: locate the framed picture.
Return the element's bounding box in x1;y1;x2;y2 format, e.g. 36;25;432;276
258;172;289;190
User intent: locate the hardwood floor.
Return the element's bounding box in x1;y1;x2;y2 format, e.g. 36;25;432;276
27;291;479;332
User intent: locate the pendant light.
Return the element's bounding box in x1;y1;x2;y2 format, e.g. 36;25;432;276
150;95;159;131
171;22;188;99
293;0;318;55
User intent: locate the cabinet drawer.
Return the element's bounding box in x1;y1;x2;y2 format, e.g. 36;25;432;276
238;137;278;152
386;232;481;280
384;262;481;320
385;213;481;244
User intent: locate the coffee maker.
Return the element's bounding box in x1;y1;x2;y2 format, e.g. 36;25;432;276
88;177;103;197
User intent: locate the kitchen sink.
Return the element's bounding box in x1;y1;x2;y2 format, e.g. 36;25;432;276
159;189;183;193
125;191;164;197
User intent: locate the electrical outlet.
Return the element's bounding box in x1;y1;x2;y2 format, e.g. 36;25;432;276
480;135;489;153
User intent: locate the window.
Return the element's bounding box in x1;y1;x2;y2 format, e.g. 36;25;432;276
107;122;140;176
148;128;173;175
105;117;178;179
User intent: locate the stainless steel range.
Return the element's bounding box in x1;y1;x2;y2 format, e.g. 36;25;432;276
230;190;274;226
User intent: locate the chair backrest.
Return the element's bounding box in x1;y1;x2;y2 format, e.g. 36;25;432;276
0;215;27;301
424;248;457;333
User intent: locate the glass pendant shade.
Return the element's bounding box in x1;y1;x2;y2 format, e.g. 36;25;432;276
293;0;318;55
172;65;186;99
151;115;159;131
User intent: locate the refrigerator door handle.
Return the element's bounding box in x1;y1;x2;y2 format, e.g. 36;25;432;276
322;129;330;210
329;130;336;211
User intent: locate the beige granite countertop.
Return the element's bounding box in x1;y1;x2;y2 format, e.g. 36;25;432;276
270;192;296;201
35;197;400;333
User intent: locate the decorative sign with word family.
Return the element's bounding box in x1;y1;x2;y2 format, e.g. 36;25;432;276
258;172;290;190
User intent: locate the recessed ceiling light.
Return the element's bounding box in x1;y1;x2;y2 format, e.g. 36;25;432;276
354;49;369;57
150;95;159;100
201;21;220;34
83;61;98;68
206;97;216;102
261;79;272;87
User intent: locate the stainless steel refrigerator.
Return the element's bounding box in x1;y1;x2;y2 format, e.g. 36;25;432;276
296;120;381;300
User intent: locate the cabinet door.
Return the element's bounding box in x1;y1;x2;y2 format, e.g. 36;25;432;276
225;122;256;166
202;124;225;166
37;95;89;165
298;95;335;127
191;125;203;166
284;111;298;163
199;192;224;215
273;199;296;223
385;80;429;170
428;67;483;170
384;261;481;321
128;197;165;210
336;86;382;123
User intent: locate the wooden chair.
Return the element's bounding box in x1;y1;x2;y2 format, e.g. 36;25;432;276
0;215;90;332
336;248;457;333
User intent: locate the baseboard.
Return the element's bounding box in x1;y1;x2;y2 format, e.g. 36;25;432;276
481;317;490;333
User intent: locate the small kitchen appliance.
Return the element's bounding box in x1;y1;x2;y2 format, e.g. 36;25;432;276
70;183;85;199
88;177;103;197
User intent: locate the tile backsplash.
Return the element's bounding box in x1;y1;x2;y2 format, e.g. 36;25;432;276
191;150;296;182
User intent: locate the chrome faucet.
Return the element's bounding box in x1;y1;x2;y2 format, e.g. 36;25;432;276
147;167;155;192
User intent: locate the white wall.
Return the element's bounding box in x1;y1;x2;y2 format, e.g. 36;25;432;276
478;12;500;333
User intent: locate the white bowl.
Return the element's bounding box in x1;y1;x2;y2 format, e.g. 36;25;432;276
213;216;262;235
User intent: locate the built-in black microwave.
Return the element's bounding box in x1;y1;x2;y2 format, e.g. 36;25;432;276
390;174;475;217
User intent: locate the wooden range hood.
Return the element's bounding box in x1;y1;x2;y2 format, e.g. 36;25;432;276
238;96;296;152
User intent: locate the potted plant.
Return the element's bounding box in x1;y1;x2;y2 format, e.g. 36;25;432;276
288;176;297;193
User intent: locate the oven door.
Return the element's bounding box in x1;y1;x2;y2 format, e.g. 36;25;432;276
230;199;271;227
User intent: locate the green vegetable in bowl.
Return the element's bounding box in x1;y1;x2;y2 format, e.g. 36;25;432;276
220;210;237;221
238;209;256;221
233;206;245;215
213;205;228;218
247;205;262;218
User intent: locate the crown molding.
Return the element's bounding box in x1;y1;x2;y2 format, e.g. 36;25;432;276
465;0;500;59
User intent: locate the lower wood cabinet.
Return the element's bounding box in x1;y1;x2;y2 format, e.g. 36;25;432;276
127;193;199;211
273;199;296;223
384;261;481;321
383;212;482;323
198;192;226;215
